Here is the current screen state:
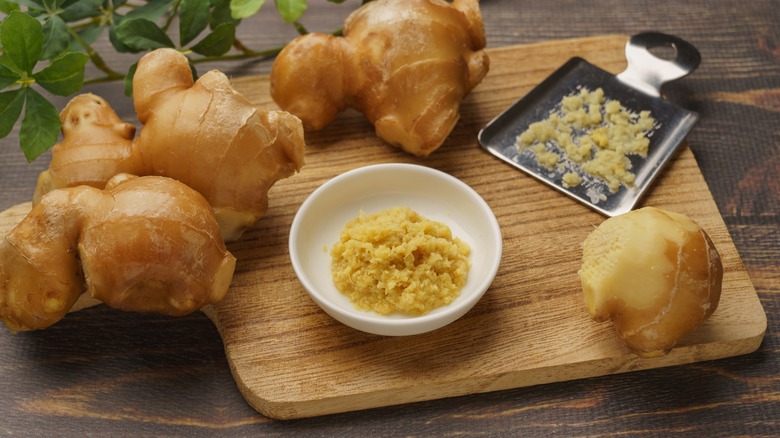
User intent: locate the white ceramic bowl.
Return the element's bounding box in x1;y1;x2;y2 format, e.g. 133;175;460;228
289;163;502;336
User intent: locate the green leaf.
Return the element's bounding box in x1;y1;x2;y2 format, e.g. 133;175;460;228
3;0;43;9
59;0;102;22
0;62;21;89
0;54;22;75
109;0;173;53
33;52;88;95
275;0;306;23
41;15;69;60
20;88;60;162
123;0;173;21
179;0;211;46
1;11;44;73
123;61;137;97
190;22;235;56
0;88;25;138
109;0;174;53
211;0;240;29
0;1;21;14
108;19;133;53
189;60;198;81
230;0;265;19
114;18;175;52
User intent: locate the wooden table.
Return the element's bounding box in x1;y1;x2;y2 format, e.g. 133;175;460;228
1;0;777;435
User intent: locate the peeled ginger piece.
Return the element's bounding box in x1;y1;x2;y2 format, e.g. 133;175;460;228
579;207;723;357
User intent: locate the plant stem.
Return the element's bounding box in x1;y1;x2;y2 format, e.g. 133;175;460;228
293;21;308;35
68;17;103;33
232;38;252;53
162;0;181;32
79;27;346;84
189;47;283;64
83;75;124;86
67;27;125;80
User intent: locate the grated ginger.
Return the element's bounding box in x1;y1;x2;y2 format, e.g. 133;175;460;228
515;87;656;192
330;207;471;316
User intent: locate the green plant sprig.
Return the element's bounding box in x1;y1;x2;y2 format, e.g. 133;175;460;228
0;0;356;162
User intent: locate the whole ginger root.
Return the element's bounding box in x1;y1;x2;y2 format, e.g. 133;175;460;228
0;175;236;332
270;0;490;157
34;48;306;241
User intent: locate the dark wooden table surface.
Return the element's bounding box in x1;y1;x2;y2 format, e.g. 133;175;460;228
1;0;778;436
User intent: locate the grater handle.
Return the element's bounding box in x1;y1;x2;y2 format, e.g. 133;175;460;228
616;32;701;97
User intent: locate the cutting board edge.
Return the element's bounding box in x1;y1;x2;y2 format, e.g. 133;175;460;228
225;328;767;420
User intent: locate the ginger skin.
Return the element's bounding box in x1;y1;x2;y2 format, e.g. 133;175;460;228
33;94;142;205
0;175;236;332
270;0;489;157
34;48;306;242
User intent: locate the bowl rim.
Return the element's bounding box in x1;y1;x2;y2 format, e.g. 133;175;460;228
288;163;502;334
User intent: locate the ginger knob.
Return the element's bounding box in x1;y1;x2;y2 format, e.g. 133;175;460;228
0;175;236;332
578;207;723;357
270;0;489;157
33;48;306;242
33;93;142;205
132;48;306;241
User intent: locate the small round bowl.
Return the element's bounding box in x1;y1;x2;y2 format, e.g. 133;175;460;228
289;163;502;336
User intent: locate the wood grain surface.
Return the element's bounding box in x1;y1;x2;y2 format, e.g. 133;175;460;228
0;35;768;420
0;0;777;436
217;37;767;419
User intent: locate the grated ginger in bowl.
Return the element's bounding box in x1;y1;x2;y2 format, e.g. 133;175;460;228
330;207;471;316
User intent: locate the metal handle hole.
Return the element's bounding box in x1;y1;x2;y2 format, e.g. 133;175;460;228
648;44;677;62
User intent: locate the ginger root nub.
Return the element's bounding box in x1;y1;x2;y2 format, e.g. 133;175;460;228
1;175;236;332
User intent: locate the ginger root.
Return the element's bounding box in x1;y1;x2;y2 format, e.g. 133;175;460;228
0;175;236;332
33;94;142;204
270;0;489;157
579;207;723;357
34;48;306;242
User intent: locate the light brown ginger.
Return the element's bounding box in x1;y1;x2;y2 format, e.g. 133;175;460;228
270;0;489;157
579;207;723;357
34;48;306;242
33;94;141;203
0;174;236;332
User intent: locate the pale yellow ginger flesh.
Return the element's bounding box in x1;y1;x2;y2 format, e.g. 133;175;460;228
516;87;656;192
34;48;306;242
330;207;471;316
0;175;236;332
270;0;489;157
578;207;723;357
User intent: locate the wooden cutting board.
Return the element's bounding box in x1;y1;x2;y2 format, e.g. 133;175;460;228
0;35;766;420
